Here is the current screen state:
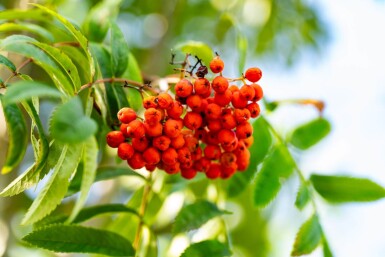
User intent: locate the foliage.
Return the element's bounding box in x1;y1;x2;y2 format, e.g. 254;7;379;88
0;1;383;257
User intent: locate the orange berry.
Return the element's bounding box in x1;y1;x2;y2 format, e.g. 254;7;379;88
106;131;125;148
191;147;202;161
207;119;222;132
194;157;211;172
144;108;162;125
117;107;136;123
214;89;232;107
183;112;203;130
162;147;178;165
177;146;192;163
164;119;182;138
117;142;134;160
153;135;171;151
143;147;161;165
145;164;157;172
242;136;254;148
209;56;224;73
180;160;193;169
236;122;253;139
245;67;262;82
126;120;145;138
251;83;263;102
175;79;193;97
132;136;149;152
246;102;260;118
228;85;239;93
220;163;237;179
221;113;237;130
204;144;221;160
212;76;229;93
233;108;251;124
181;168;197;179
164;162;180;174
186;94;203;111
194;77;211;96
206;163;221;179
239;84;255;101
220;152;237;168
157;93;173;109
167;101;184;119
183;133;199;152
236;152;250;171
231;91;248;109
143;96;158;109
144;121;163;137
205;103;222;119
170;134;185;149
127;152;146;169
120;123;130;137
218;129;236;146
222;137;238;152
204;131;220;145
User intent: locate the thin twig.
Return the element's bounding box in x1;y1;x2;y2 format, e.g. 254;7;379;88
77;78;157;95
53;41;81;47
4;58;33;84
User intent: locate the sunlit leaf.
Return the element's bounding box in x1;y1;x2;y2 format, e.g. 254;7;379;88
181;240;231;257
254;145;294;207
215;13;235;42
295;184;310;210
0;100;28;174
310;174;385;203
0;9;48;22
323;239;334;257
110;21;129;77
22;144;84;225
176;41;214;66
3;80;62;105
237;32;248;75
228;117;272;197
23;224;135;256
0;22;54;42
291;215;323;256
290;118;331;150
0;54;16;71
50;96;97;144
173;200;231;234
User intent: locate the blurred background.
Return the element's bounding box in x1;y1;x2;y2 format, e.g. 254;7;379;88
0;0;385;256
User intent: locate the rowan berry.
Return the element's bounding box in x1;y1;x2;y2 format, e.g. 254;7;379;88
209;56;225;73
251;83;263;102
194;157;211;172
181;168;197;179
204;131;220;145
183;134;199;153
143;147;161;165
194;127;207;141
162;147;178;165
246;102;260;118
177;146;192;164
191;147;202;161
220;152;237;168
186;94;202;111
170;134;185;149
214;89;232;107
242;136;254;148
222;137;238;152
207;119;222;132
239;84;255;101
117;107;136;124
220;163;237;179
120;123;130;137
212;76;229;93
231;91;248;109
117;142;134;160
183;112;203;130
194;77;211;96
245;67;262;82
236;154;250;171
236;122;253;139
106;131;125;148
144;108;162;125
153;135;171;151
221;113;237;130
164;162;180;174
175;79;193;97
180;160;193;169
218;129;236;146
206;163;221;179
127;152;146;169
233;108;251;124
145;164;157;172
205;103;222;120
143;96;158;109
156;93;173;109
164;119;182;138
132;137;149;152
204;144;221;160
126;120;145;138
228;85;239;93
144;121;163;137
167;101;184;119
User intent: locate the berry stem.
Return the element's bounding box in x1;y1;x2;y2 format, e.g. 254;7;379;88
269;99;325;116
77;78;157;95
53;41;81;47
4;58;33;84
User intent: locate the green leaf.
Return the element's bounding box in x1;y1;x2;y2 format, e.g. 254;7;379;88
0;54;16;71
122;52;143;111
295;184;311;210
254;145;294;207
22;224;135;256
22;144;84;225
0;22;54;42
237;32;248;75
323;240;333;257
176;41;214;66
172;200;230;234
1;35;74;95
310;174;385;203
110;22;129;77
31;4;95;81
0;9;48;22
215;13;235;42
67;137;98;223
180;240;231;257
291;215;323;256
31;41;81;91
50;96;97;144
3;80;62;105
227;116;272;197
1;101;28;174
290;118;331;150
82;0;121;42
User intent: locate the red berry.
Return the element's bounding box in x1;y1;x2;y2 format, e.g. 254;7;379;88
245;67;262;82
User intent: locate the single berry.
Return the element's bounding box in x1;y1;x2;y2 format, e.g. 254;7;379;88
162;147;178;165
117;107;137;124
143;147;161;165
153;135;171;151
132;137;150;152
175;79;193;97
251;83;264;102
209;56;224;73
212;76;229;93
117;142;134;160
246;102;260;118
183;112;203;130
126;120;146;138
239;84;255;101
157;93;173;109
245;67;262;82
127;152;146;169
143;96;158;109
106;131;125;148
164;119;182;138
181;168;197;179
214;89;232;107
194;77;211;96
206;163;221;179
167;101;184;119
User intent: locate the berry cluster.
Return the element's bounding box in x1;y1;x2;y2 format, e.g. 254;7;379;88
106;55;264;180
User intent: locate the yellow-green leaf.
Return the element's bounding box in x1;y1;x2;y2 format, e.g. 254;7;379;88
291;215;323;256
